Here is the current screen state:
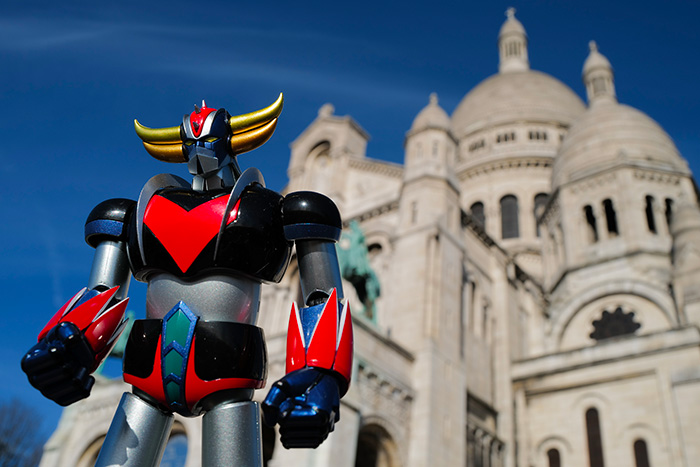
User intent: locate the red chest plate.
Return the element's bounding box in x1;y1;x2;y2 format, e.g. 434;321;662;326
144;194;239;273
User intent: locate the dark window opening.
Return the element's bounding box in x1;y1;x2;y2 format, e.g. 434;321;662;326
496;132;516;143
354;425;396;467
470;202;485;229
645;196;657;233
469;139;485;152
528;130;549;141
547;448;562;467
603;199;619;236
665;198;674;229
501;195;519;239
586;408;605;467
590;306;641;341
534;193;548;237
634;439;651;467
585;205;599;243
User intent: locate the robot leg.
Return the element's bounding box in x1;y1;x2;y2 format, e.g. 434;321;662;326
202;400;263;466
96;392;174;467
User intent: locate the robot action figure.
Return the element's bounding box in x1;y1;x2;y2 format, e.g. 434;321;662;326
21;94;353;466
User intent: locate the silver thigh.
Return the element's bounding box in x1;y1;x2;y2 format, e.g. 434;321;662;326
202;400;263;466
95;392;174;467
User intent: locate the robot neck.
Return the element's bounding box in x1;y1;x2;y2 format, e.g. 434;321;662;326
191;159;242;192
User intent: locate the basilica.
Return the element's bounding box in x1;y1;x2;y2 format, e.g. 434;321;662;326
40;10;700;467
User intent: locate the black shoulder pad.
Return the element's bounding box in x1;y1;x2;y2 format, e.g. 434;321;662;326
85;198;136;248
282;191;342;241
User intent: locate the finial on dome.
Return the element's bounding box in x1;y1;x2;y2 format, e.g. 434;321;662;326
583;41;616;105
429;92;438;105
498;8;529;73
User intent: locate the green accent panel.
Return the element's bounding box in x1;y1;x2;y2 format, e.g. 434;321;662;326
165;381;181;402
165;310;191;346
164;350;184;376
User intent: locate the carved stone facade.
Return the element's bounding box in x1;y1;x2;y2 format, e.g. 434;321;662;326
41;10;700;467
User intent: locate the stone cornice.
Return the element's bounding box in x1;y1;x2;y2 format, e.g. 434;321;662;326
343;200;400;227
512;326;700;382
347;156;404;178
457;155;553;181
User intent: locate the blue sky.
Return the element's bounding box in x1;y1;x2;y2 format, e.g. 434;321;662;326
1;0;699;438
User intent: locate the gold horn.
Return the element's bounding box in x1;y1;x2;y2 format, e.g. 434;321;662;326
142;142;187;163
229;118;278;155
228;93;283;135
134;120;182;144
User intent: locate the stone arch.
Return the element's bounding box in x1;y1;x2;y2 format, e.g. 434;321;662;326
354;420;402;467
548;281;676;352
572;392;611;418
536;435;572;466
303;140;334;195
623;422;664;467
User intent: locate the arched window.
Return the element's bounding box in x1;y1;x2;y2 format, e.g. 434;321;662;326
534;193;548;237
547;448;562;467
355;424;398;467
470;202;485;228
585;408;605;467
665;198;674;229
501;195;519;239
645;196;657;233
633;439;651;467
584;205;599;243
603;199;619;236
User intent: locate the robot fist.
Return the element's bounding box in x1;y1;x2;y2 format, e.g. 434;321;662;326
21;286;128;406
262;367;341;449
21;322;96;406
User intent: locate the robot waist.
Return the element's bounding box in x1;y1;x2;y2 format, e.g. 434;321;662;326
123;308;267;417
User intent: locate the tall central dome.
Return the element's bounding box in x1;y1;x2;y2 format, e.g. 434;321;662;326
451;9;585;280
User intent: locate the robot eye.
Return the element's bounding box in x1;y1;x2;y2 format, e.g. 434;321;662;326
204;137;219;143
184;140;194;146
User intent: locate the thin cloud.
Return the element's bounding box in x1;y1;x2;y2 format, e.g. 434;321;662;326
0;18;114;51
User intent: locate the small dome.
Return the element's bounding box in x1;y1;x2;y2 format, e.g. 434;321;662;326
583;41;612;75
451;70;586;138
499;7;526;38
553;102;689;188
410;93;451;133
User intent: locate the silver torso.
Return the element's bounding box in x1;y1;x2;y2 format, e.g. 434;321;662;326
145;272;261;324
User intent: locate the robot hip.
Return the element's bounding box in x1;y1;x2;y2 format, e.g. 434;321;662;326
123;301;267;417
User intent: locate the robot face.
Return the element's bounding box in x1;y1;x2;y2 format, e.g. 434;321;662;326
182;105;231;177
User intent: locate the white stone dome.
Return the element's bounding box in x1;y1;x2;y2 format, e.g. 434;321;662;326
451;70;586;138
553;102;689;188
410;93;450;133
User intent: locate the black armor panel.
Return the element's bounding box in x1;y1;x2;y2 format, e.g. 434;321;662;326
282;191;342;241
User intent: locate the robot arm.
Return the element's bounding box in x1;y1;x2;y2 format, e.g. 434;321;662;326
262;191;353;449
21;199;134;406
